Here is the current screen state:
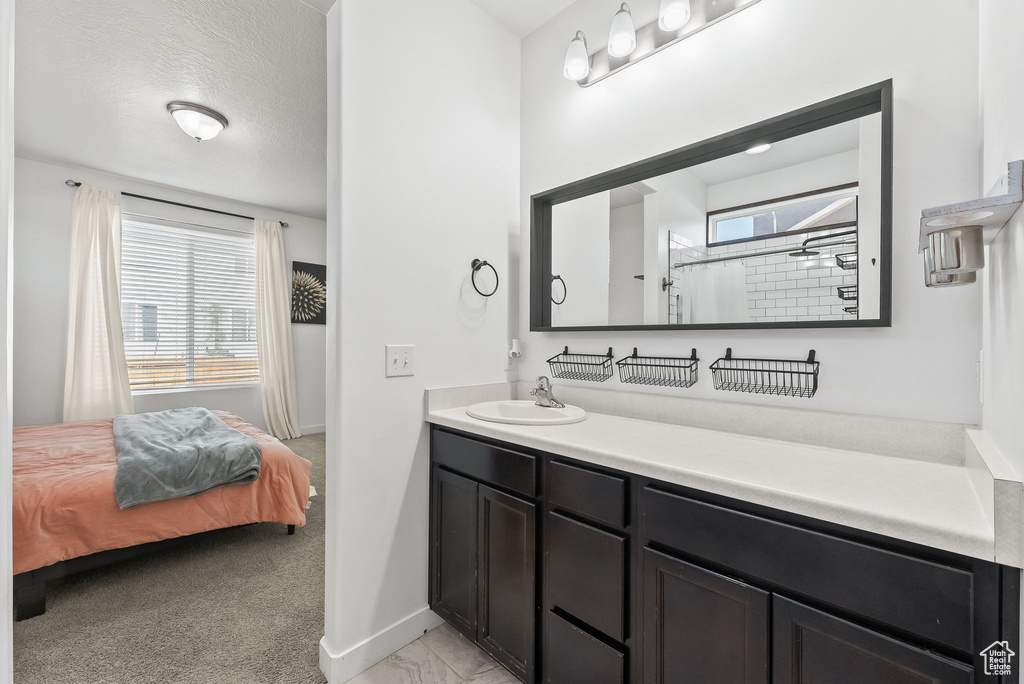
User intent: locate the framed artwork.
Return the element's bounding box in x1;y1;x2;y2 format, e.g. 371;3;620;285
291;261;326;325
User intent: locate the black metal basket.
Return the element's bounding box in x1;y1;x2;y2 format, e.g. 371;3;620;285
616;348;699;388
709;348;819;398
547;347;613;383
835;252;858;271
837;285;858;301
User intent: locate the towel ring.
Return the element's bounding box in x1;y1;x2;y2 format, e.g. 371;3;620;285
471;259;499;297
551;275;567;305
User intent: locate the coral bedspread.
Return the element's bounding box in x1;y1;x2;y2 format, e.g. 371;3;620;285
13;411;311;575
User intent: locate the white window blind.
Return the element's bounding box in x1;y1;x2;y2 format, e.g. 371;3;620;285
120;216;259;392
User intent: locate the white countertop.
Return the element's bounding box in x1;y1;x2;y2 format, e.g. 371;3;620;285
427;406;996;562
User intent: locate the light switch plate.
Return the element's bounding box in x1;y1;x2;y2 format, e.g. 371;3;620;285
385;344;415;377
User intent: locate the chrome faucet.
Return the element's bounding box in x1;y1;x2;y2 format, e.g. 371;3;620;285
530;376;564;408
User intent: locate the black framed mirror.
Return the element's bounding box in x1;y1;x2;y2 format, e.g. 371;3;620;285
530;81;893;331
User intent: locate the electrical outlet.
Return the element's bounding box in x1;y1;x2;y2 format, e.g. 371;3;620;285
385;344;415;377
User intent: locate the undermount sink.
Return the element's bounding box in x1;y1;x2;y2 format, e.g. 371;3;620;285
466;400;587;426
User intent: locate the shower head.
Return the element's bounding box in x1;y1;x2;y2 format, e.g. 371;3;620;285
788;248;820;257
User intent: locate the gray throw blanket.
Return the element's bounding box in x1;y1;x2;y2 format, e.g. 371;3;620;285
113;407;262;510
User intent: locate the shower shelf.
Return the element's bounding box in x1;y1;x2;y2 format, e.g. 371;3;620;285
837;285;858;301
547;347;614;383
843;306;858;315
709;348;820;399
616;348;699;389
835;252;858;271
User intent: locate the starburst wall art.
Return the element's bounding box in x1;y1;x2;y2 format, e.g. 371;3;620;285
291;262;327;325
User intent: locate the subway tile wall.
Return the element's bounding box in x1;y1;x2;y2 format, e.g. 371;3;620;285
668;227;858;324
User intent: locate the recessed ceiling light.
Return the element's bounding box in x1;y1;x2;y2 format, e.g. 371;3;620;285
167;101;229;142
746;143;772;155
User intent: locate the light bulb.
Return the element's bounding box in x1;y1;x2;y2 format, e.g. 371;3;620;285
746;143;772;155
607;3;637;58
563;31;590;81
659;0;692;31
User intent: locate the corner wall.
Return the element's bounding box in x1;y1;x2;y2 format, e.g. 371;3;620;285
321;0;520;680
979;2;1024;479
11;157;327;433
0;0;14;679
518;0;983;424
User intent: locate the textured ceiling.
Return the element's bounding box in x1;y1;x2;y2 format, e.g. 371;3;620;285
467;0;577;37
15;0;328;219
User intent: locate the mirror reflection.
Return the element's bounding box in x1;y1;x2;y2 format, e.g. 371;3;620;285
550;113;882;327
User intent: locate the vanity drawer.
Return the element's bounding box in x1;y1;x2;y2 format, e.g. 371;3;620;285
547;512;627;641
544;611;625;684
642;487;974;653
431;429;537;497
548;460;627;528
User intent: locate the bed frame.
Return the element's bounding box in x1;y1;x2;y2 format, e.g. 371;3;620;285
14;523;295;621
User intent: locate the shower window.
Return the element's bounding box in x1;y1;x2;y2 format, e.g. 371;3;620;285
707;184;859;247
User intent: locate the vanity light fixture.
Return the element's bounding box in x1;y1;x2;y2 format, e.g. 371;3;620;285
659;0;692;31
563;31;591;81
746;143;772;155
607;3;637;58
167;101;229;142
562;0;762;87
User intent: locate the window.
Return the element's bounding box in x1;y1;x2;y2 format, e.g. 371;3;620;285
707;184;859;246
120;217;259;392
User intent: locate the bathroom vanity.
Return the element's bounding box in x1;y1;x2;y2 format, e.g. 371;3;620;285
427;392;1020;684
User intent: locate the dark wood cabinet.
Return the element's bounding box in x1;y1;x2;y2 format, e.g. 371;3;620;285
772;596;973;684
478;485;536;682
643;548;769;684
429;429;539;683
429;426;1018;684
430;467;479;639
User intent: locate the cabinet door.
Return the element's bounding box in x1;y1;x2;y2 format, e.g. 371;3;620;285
643;548;769;684
430;467;479;640
772;596;973;684
478;485;536;683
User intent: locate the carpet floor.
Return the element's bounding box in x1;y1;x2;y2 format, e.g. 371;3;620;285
13;433;328;684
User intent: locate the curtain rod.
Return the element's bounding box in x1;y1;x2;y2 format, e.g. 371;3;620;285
64;180;288;228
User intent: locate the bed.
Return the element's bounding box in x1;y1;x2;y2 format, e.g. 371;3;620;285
12;410;312;620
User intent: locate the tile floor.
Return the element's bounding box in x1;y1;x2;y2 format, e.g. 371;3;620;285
347;623;520;684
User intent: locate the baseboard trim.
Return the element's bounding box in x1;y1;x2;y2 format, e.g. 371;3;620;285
319;607;443;683
301;424;326;435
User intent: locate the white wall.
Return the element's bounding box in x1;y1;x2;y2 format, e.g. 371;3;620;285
517;0;983;424
980;0;1024;475
321;0;520;680
12;157;327;433
551;192;610;326
0;0;14;679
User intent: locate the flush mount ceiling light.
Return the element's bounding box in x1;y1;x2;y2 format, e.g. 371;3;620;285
167;101;229;142
563;0;761;87
607;3;637;58
659;0;692;31
563;31;591;81
746;143;772;155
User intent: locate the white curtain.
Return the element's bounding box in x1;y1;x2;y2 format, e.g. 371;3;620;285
63;184;133;422
254;219;301;439
677;260;751;324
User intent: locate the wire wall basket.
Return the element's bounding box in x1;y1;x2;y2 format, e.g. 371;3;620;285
837;285;858;301
616;348;699;389
547;346;614;383
835;252;858;271
709;348;820;399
